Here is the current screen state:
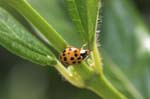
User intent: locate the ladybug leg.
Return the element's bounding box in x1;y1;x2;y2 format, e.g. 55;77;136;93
81;43;88;50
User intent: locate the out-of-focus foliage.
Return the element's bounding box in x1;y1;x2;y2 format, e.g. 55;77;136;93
101;0;150;99
0;0;150;99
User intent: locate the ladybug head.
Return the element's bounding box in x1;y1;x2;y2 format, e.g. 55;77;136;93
80;50;90;59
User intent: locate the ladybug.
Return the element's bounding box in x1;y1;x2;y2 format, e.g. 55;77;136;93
59;47;90;66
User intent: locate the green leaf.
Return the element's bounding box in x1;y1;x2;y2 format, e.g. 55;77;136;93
101;0;149;98
3;0;68;52
0;7;56;66
66;0;100;49
26;0;83;48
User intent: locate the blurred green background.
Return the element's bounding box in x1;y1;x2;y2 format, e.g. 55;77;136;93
0;0;150;99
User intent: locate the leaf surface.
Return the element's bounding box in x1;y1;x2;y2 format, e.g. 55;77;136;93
0;7;56;66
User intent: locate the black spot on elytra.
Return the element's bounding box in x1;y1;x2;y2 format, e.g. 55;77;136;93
63;53;65;56
64;57;67;61
74;53;78;57
74;50;77;53
77;56;81;60
70;57;74;60
78;61;81;63
72;61;76;64
63;50;66;53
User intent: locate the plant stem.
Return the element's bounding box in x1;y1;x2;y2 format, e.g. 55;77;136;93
6;0;68;52
89;42;127;99
91;42;103;74
72;62;127;99
86;74;127;99
55;61;85;88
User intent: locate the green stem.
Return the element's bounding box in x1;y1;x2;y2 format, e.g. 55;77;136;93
55;61;85;88
6;0;68;52
86;74;127;99
89;42;127;99
91;41;103;74
73;63;94;81
72;62;127;99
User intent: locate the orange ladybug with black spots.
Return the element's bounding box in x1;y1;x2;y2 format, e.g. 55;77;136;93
59;47;90;66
